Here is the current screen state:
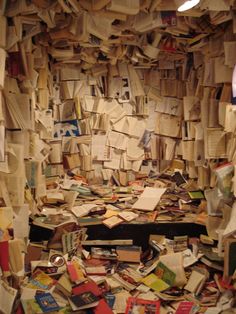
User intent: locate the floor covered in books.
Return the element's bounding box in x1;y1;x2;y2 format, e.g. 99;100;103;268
15;171;236;314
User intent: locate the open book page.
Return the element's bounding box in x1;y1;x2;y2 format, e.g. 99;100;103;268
132;187;166;211
204;128;227;159
92;133;110;161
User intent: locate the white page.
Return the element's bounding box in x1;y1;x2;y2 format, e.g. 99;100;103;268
104;148;122;170
127;138;144;160
0;280;18;314
132;187;166;211
107;131;128;151
72;204;97;218
13;204;29;239
92;133;110;161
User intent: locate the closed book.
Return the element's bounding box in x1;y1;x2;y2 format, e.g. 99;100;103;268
92;299;113;314
72;281;102;297
35;293;60;313
69;291;99;310
116;246;141;263
175;301;195;314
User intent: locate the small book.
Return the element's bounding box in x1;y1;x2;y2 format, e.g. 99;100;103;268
35;293;60;313
188;191;205;199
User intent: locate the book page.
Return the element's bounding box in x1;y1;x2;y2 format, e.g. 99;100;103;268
205;128;227;159
132;187;166;211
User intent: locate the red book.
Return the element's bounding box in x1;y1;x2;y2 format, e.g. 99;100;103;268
175;301;195;314
125;297;160;314
93;299;113;314
72;281;102;297
0;241;10;274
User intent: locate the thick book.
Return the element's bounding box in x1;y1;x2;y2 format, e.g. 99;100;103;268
116;246;141;263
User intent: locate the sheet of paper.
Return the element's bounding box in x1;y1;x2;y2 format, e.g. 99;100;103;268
155;113;181;138
71;204;97;218
205;128;227;159
155;97;183;117
104;148;122;170
92;133;110;161
13;204;29;239
127;138;145;160
107;131;128;151
132;187;166;211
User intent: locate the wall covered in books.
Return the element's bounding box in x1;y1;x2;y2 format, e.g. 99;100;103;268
1;0;236;203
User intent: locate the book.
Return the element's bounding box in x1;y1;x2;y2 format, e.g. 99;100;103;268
175;301;195;314
116;246;141;263
35;293;60;313
26;270;56;291
132;187;166;211
125;297;160;314
142;273;169;292
102;216;123;229
69;291;99;311
67;259;86;283
91;247;118;260
92;299;114;314
72;280;102;297
154;261;176;286
224;238;236;280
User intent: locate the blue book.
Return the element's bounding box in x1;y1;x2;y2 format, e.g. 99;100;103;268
35;292;60;313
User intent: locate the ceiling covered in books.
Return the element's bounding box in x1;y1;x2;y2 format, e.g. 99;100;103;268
5;0;236;69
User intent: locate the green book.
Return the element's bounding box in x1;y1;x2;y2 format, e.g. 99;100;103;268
188;191;205;199
142;273;169;292
155;261;176;286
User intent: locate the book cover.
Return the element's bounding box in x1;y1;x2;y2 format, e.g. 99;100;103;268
35;293;60;313
141;273;169;292
125;297;160;314
175;301;195;314
155;261;176;286
26;270;56;291
72;280;102;297
92;299;114;314
21;299;43;314
70;291;99;309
